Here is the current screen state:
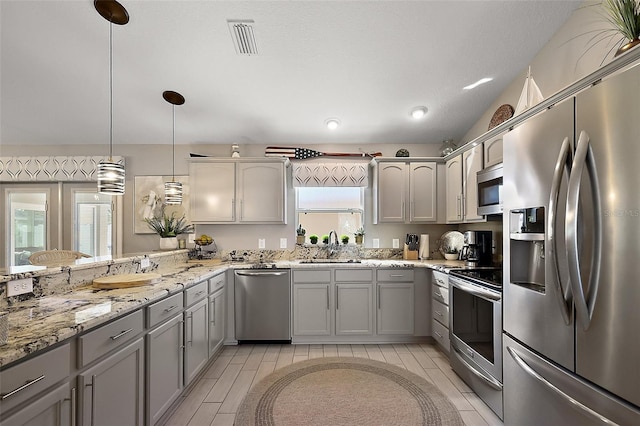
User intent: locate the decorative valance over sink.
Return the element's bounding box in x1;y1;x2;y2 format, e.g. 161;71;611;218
292;162;369;187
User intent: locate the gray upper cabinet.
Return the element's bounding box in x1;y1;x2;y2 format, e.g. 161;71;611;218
189;159;287;224
373;160;438;224
483;136;504;167
446;144;485;223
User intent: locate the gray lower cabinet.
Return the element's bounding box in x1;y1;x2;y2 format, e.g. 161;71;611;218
292;283;331;336
335;283;374;335
377;283;414;335
147;314;184;425
431;270;450;353
1;383;73;426
184;297;209;385
78;338;145;426
208;287;225;356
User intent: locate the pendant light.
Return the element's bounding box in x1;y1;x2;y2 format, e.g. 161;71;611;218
163;90;185;205
95;0;129;195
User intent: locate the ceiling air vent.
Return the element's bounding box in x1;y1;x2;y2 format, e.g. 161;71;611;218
227;20;258;56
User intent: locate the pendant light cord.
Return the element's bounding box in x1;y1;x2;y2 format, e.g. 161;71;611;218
109;20;113;161
172;104;176;181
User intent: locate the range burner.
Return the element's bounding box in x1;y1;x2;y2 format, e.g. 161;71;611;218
450;268;503;291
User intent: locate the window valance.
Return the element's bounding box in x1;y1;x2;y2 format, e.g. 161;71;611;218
0;156;124;182
292;162;368;187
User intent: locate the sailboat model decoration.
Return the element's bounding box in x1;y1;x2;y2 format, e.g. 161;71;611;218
514;66;544;115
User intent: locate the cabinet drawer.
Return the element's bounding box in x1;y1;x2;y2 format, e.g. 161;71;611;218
432;270;449;288
432;320;450;353
147;293;183;328
0;343;70;414
78;310;144;367
208;272;226;293
185;281;208;307
335;269;373;282
377;268;414;282
293;269;331;283
433;284;449;306
431;299;449;328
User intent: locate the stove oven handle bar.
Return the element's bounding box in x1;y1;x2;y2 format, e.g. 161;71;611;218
452;347;502;391
450;277;500;302
548;136;573;325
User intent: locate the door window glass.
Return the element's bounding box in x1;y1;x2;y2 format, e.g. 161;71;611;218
8;192;48;266
74;192;112;257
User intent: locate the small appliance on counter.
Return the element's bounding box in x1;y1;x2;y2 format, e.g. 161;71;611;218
403;233;419;260
462;230;492;266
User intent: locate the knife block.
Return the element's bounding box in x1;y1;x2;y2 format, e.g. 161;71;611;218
403;244;418;260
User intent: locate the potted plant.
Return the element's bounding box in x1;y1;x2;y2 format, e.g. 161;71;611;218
322;235;329;244
341;234;350;245
145;209;194;250
309;234;319;244
296;224;306;245
603;0;640;56
354;227;365;245
444;247;459;260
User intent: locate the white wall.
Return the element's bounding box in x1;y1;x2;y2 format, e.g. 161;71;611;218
460;1;615;144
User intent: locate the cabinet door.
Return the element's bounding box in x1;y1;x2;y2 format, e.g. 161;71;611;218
190;162;235;223
462;144;485;222
237;162;285;223
445;156;463;223
483;136;503;167
377;283;414;335
147;315;183;426
335;283;373;335
409;162;437;222
2;383;72;426
184;298;209;385
376;162;406;223
208;288;225;357
79;338;144;426
292;284;331;336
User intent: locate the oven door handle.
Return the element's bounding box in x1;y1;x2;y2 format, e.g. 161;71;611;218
450;279;500;302
452;346;502;391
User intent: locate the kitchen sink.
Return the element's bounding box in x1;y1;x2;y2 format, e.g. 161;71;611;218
299;259;362;264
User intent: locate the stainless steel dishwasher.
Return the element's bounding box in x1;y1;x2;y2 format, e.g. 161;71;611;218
234;269;291;343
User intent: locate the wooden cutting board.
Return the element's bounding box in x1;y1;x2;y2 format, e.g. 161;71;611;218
93;273;162;289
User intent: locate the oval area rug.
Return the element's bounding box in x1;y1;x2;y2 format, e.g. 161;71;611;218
235;356;464;426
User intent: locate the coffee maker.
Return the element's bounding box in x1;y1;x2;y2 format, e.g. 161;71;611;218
463;230;492;266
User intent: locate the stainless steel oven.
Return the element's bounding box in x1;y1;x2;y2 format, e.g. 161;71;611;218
449;270;503;419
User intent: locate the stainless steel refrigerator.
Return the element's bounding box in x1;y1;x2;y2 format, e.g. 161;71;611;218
502;63;640;424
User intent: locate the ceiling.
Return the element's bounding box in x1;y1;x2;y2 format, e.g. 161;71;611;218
0;1;582;147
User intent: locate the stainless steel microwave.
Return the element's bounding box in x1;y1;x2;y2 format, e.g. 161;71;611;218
477;163;503;215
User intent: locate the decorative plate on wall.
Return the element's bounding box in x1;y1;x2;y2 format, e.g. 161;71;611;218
488;104;514;130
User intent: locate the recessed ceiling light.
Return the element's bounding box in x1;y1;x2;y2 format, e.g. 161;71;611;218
410;106;428;119
325;118;340;130
463;77;493;90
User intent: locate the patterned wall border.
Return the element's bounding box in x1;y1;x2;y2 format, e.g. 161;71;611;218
292;162;369;187
0;156;124;182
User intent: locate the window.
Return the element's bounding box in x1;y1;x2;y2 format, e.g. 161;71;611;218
296;187;363;239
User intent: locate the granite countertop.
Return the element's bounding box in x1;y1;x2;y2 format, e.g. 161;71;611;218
0;258;465;368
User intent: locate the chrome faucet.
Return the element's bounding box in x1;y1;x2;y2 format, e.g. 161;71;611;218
328;230;339;256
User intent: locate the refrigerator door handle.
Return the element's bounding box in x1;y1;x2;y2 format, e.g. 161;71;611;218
566;130;603;331
548;136;573;325
506;345;618;425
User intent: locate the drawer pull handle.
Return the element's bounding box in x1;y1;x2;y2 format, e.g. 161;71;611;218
389;274;404;278
110;328;133;340
435;311;443;317
164;305;178;313
434;331;443;339
1;375;46;400
195;290;205;296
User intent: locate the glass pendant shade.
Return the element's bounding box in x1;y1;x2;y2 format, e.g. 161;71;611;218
165;181;183;205
97;160;125;194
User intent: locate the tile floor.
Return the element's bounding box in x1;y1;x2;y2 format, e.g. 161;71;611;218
160;343;503;426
